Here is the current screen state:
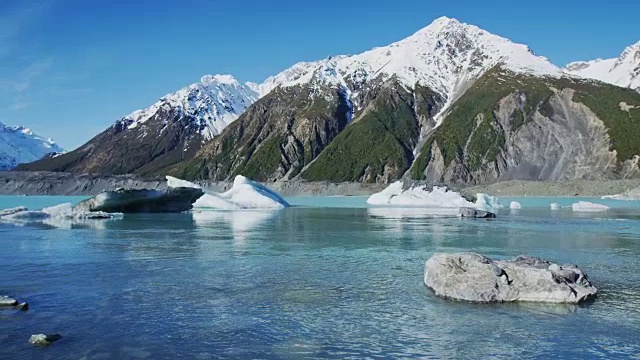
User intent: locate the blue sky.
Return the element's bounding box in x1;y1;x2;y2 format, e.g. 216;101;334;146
1;0;639;149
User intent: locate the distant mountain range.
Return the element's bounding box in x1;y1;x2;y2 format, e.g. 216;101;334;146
0;121;63;170
18;17;640;184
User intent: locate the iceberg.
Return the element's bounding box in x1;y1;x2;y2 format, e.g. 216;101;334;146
476;193;504;210
602;187;640;201
366;181;502;211
550;203;561;211
572;201;609;212
166;175;289;209
509;201;522;210
0;203;122;228
73;187;203;213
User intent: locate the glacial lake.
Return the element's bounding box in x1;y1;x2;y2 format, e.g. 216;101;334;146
1;195;640;358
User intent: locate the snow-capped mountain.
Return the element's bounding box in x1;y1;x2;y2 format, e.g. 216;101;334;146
121;74;259;140
0;121;64;170
565;40;640;91
22;16;640;183
258;16;561;122
119;17;560;136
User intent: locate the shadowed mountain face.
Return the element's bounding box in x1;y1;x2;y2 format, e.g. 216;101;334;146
19;106;204;176
19;18;640;184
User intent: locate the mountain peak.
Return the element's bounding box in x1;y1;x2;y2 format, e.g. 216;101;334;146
564;40;640;91
427;16;460;28
200;74;239;85
259;16;559;116
121;74;259;140
0;120;63;170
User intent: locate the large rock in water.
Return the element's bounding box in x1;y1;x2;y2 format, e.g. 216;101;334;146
424;253;597;303
73;187;204;213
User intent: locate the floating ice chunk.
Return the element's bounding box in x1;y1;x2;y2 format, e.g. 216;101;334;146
166;175;289;209
367;182;474;208
42;203;74;216
166;176;202;189
510;201;522;210
571;201;609;212
602;188;640;201
475;193;504;211
367;181;503;211
0;203;122;228
0;206;28;217
550;203;561;211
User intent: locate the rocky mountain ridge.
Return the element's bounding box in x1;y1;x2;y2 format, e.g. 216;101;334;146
19;17;640;185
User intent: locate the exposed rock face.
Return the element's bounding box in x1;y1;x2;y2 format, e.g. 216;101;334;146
73;187;204;213
18;106;204;176
172;81;353;182
412;69;640;184
424;253;597;303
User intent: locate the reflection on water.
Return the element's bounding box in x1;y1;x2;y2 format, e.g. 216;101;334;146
367;206;460;219
2;200;640;358
192;210;279;248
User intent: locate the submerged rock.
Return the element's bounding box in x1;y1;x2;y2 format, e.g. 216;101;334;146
73;187;204;213
29;334;62;346
0;296;18;307
459;207;496;218
424;253;597;303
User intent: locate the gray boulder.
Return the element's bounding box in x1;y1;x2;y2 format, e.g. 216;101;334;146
29;334;62;346
459;207;496;218
72;187;204;213
424;253;597;303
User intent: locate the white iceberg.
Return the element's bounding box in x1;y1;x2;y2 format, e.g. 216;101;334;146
475;193;505;210
510;201;522;210
0;203;122;228
366;181;502;211
166;175;289;209
550;203;561;211
571;201;609;212
602;188;640;201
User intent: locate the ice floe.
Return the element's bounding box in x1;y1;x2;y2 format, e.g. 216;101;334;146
571;201;609;212
166;175;289;209
366;181;502;212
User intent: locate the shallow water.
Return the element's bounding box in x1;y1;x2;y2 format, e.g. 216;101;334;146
1;195;640;359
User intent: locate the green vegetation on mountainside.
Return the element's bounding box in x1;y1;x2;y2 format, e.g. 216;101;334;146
410;67;640;180
301;83;441;183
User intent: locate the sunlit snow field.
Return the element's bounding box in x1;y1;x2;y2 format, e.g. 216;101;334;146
1;195;640;358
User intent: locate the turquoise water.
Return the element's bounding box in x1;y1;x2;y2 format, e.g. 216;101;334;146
1;195;640;358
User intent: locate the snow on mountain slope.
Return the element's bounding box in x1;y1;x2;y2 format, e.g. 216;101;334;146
258;16;561;122
116;17;561;141
565;41;640;91
0;122;64;170
122;74;259;140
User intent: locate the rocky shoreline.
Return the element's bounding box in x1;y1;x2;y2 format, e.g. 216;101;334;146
1;171;639;197
0;171;386;196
